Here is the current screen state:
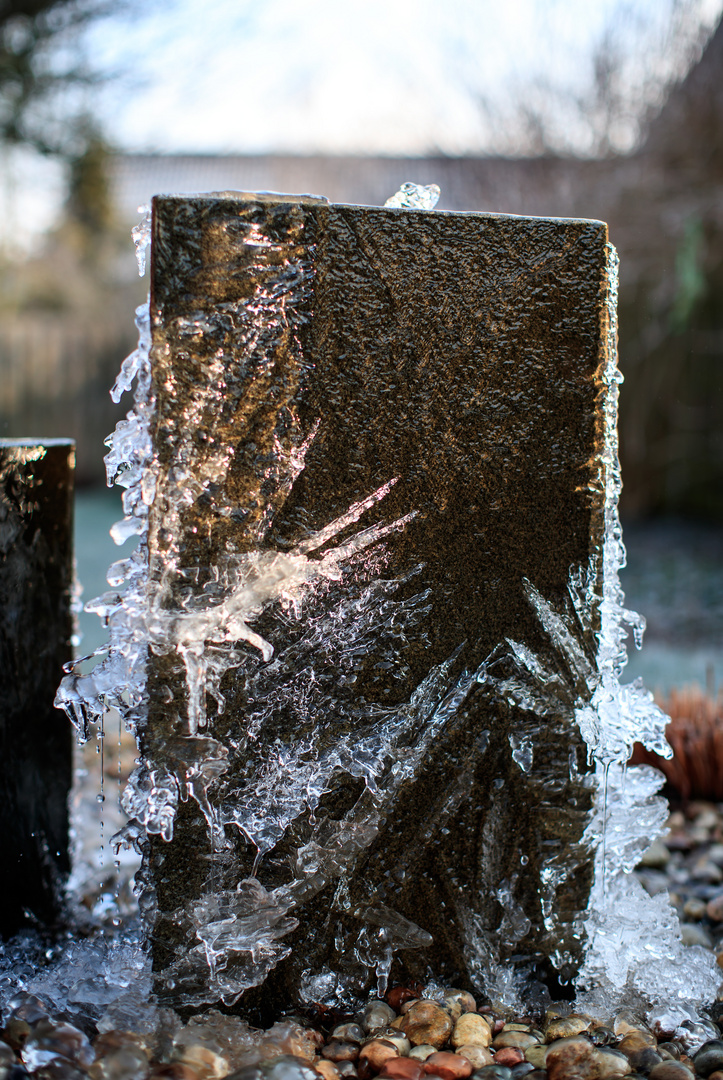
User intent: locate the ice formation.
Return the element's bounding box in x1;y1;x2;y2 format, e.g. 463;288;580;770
476;246;720;1021
49;206;720;1029
384;182;440;210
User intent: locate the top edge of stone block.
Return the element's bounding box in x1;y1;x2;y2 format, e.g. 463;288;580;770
150;191;609;234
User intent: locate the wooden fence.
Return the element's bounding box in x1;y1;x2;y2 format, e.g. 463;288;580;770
0;315;137;485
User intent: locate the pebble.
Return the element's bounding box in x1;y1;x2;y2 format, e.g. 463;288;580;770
150;1067;199;1080
451;1018;492;1051
401;1006;454;1051
379;1060;426;1080
89;1048;151;1080
387;992;420;1016
708;896;723;922
544;1017;591;1043
471;1067;512;1080
171;1046;227;1080
409;1049;437;1063
492;1050;524;1069
358;1040;400;1072
522;1047;548;1070
544;1035;600;1080
647;1065;694;1080
443;995;477;1024
454;1048;494;1070
594;1048;633;1077
332;1029;365;1047
261;1057;321;1080
4;1021;31;1051
590;1031;618;1048
626;1048;663;1074
617;1033;657;1056
364;1005;398;1036
693;1041;723;1077
423;1053;472;1080
376;1035;411;1057
316;1065;342;1080
322;1044;359;1064
680;923;713;948
492;1035;538;1051
21;1022;95;1071
640;840;671;869
682;897;707;921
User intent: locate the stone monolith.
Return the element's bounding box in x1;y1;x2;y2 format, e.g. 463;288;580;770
115;194;615;1014
0;439;74;936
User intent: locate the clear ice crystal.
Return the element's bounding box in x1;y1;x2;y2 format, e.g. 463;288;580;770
131;205;152;277
384;182;441;210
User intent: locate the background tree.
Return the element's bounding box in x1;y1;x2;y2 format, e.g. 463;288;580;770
0;0;115;155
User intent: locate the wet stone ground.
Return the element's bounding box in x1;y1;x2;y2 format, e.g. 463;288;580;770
3;983;723;1080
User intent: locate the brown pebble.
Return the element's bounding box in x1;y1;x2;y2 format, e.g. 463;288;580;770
323;1043;360;1064
627;1049;663;1074
546;1036;596;1080
388;989;419;1015
707;1072;723;1080
618;1033;657;1056
379;1060;426;1080
423;1053;472;1080
648;1064;694;1080
442;993;477;1023
3;1020;30;1051
93;1033;150;1059
524;1046;549;1070
359;1040;400;1073
494;1048;524;1067
451;1015;492;1051
545;1017;592;1043
151;1068;200;1080
593;1047;632;1078
401;1005;454;1051
317;1064;343;1080
401;1002;421;1016
332;1027;365;1046
707;895;723;922
493;1033;539;1050
454;1047;494;1070
408;1048;437;1063
172;1046;228;1080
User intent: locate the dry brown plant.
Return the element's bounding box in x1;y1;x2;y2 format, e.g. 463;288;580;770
630;685;723;802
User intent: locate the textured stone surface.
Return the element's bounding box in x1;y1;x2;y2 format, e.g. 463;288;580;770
141;193;613;1013
0;439;74;935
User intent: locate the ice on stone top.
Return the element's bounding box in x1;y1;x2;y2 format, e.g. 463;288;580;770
384;182;440;210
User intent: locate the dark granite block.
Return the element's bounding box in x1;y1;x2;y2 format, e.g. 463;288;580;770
138;193;613;1013
0;439;74;936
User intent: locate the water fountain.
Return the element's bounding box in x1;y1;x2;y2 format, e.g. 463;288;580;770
0;438;74;936
1;188;721;1064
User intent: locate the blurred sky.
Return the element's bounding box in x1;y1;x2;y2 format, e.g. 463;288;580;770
87;0;723;156
2;0;723;250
